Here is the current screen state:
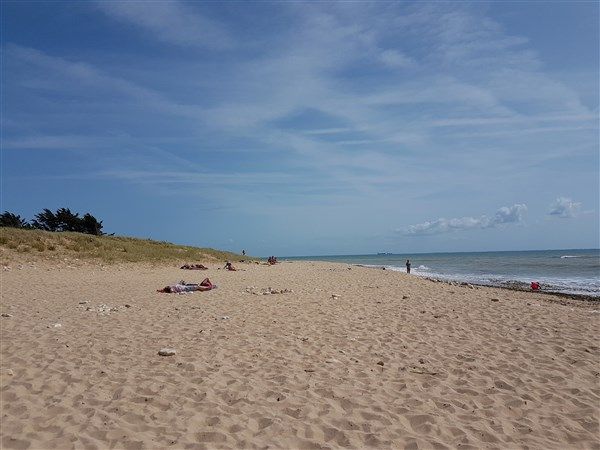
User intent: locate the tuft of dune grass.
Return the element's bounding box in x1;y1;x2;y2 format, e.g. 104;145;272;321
0;228;249;264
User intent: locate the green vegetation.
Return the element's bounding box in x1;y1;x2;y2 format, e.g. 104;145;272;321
0;228;246;264
1;208;104;235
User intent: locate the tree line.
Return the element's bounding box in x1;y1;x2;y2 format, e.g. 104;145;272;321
0;208;104;236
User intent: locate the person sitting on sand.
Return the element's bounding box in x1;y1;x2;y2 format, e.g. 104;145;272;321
180;263;208;270
267;256;278;265
224;261;237;271
158;278;215;293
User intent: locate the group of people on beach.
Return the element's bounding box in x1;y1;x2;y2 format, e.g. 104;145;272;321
180;263;208;270
158;254;256;293
267;256;278;265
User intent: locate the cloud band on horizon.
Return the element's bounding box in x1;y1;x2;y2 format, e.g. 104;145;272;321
401;204;528;236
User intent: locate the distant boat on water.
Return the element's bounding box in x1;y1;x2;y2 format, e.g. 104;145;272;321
377;252;393;255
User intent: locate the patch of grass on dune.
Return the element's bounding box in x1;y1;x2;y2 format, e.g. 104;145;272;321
0;228;247;264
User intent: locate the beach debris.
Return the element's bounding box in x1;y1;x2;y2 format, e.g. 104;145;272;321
221;316;230;320
491;298;500;302
2;266;10;271
79;301;89;305
304;368;315;373
125;304;132;308
377;361;384;366
246;286;293;295
53;323;62;328
402;295;409;299
1;313;13;318
158;348;177;356
331;293;341;299
325;358;339;364
82;304;118;315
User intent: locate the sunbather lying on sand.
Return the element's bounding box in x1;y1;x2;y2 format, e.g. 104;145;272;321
180;263;208;270
158;278;216;293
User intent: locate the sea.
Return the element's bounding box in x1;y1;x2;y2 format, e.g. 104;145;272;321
284;249;600;298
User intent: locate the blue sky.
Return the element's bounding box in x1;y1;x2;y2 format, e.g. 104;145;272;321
2;1;598;256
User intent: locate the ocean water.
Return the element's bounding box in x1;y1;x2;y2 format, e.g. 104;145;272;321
285;249;600;297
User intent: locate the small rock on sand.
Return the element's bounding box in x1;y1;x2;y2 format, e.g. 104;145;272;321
377;361;384;366
158;348;177;356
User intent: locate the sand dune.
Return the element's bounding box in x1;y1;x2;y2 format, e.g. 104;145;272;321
1;260;599;449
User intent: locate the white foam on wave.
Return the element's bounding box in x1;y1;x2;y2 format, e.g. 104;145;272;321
374;265;600;297
561;255;581;258
417;265;430;270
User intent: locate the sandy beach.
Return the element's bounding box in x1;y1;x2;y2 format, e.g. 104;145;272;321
1;260;599;449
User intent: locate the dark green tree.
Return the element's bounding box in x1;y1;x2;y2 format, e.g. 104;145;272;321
0;212;30;228
80;213;104;235
31;209;59;231
55;208;80;232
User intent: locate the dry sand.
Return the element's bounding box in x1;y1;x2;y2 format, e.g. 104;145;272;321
1;260;599;449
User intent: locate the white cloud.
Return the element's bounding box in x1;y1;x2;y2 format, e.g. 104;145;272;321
96;1;233;49
403;204;527;235
6;3;596;211
548;197;581;218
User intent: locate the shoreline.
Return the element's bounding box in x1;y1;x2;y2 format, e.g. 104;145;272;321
349;263;600;302
421;276;600;304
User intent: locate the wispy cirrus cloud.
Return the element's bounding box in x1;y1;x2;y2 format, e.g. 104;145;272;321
6;44;203;119
548;197;582;218
96;1;233;49
402;204;528;236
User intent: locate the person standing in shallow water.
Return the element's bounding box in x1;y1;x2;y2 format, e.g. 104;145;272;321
406;259;411;274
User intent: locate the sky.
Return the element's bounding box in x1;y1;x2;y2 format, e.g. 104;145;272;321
2;1;598;256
